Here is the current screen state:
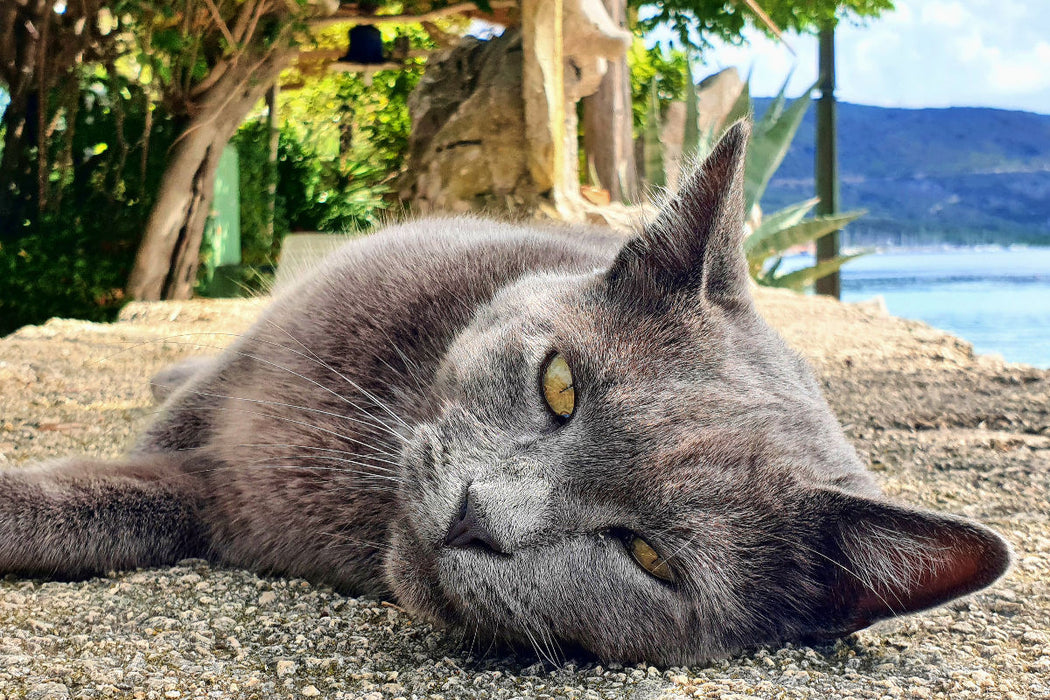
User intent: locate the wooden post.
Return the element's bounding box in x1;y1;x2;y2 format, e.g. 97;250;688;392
265;82;279;257
521;0;568;212
815;20;841;299
581;0;638;203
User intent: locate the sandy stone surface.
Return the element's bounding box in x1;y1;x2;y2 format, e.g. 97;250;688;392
1;290;1048;699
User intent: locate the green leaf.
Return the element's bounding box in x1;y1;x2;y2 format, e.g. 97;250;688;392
682;56;700;161
761;251;870;291
749;211;865;275
757;71;793;128
744;80;816;214
745;198;819;257
723;78;752;130
644;77;665;188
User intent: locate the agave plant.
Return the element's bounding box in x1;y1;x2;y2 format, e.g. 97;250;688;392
644;77;666;189
676;63;866;291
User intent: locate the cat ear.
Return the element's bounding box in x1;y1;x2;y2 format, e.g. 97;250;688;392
605;120;751;307
808;490;1011;637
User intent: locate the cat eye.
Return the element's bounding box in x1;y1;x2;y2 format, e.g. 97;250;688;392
628;535;673;582
540;352;575;419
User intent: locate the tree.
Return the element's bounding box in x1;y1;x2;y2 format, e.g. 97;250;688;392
125;0;334;301
0;0;123;238
633;0;894;50
582;0;893;203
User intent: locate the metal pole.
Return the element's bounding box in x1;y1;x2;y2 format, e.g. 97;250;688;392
815;20;840;299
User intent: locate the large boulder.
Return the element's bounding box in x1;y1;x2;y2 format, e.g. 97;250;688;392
401;31;539;213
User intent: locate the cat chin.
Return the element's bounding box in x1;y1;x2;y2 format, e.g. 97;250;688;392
384;522;462;625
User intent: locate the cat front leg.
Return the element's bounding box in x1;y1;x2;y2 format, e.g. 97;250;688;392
0;456;208;579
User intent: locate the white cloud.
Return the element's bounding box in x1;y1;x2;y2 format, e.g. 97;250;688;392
695;0;1050;114
920;1;971;29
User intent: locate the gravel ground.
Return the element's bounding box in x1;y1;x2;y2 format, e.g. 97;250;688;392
1;290;1048;700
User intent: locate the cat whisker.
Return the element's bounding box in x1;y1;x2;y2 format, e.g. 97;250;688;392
266;320;414;433
661;530;701;569
182;442;372;460
180;404;401;460
182;389;407;443
234;454;401;478
189;462;403;484
537;625;564;667
107;331;409;440
482;621;501;658
381;332;428;396
280;453;398;474
520;625;546;666
93;331;251;365
169;440;403;470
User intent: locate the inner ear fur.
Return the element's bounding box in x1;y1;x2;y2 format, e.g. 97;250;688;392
808;489;1011;636
606;120;751;308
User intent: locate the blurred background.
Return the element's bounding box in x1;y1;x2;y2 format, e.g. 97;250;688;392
0;0;1047;366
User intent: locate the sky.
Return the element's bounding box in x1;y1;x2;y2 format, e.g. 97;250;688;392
682;0;1050;115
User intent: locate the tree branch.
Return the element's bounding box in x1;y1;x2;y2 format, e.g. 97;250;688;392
201;0;236;48
309;0;517;29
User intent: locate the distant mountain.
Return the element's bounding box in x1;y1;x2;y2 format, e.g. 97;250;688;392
753;99;1050;247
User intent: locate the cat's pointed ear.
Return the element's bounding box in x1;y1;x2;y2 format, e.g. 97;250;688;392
606;120;751;307
809;490;1011;637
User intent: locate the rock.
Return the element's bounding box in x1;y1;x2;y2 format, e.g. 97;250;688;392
403;0;629;216
402;31;536;214
27;683;69;700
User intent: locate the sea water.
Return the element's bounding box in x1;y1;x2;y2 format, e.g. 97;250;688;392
784;247;1050;369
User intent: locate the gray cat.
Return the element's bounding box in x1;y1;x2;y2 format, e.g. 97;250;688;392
0;123;1009;665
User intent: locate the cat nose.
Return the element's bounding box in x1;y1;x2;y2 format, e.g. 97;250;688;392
444;488;504;554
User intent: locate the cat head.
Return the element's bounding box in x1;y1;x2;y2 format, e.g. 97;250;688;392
386;122;1011;665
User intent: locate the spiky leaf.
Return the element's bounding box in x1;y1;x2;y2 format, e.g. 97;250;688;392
761;251;870;291
745;80;816;214
757;72;794;129
644;78;665;188
747;209;865;274
682;57;700;161
724;78;752;129
745;197;819;256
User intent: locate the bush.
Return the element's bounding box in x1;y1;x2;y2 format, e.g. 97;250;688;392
0;74;176;335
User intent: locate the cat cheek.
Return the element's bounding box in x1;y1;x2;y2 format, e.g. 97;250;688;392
383;526;451;626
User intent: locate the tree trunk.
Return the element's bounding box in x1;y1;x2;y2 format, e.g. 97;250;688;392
127;49;293;301
581;0;637;203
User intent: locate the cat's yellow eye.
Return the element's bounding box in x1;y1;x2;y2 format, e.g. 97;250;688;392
541;353;575;419
630;536;673;582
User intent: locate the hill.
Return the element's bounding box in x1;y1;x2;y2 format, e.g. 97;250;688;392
754;100;1050;247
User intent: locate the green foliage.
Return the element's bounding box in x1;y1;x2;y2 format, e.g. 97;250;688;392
0;71;176;334
747;204;866;288
745;76;814;215
682;57;701;161
737;83;867;290
628;40;689;135
272;124;389;234
633;0;894;51
198;23;434;296
638;58;866;291
643;79;666;189
762;251;867;290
